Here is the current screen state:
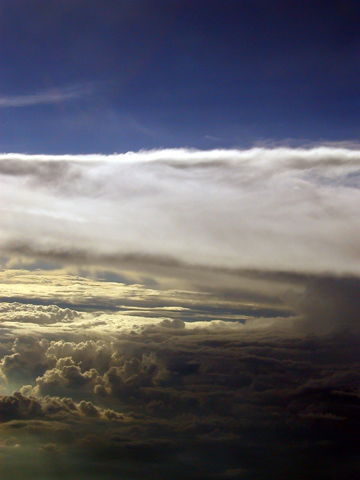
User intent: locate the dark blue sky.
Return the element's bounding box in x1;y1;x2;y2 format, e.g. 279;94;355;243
1;0;359;153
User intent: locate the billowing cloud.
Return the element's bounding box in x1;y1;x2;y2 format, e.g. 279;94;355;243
0;313;360;479
1;147;360;275
1;147;360;478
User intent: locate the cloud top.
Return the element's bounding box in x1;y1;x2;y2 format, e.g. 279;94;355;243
1;147;360;275
1;308;360;479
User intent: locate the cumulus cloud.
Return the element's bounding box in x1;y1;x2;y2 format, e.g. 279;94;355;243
0;302;78;324
0;318;360;479
0;147;360;275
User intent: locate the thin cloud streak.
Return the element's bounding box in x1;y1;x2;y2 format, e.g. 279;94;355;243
0;83;96;108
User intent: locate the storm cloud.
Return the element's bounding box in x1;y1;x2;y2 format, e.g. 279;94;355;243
1;147;360;478
0;307;360;479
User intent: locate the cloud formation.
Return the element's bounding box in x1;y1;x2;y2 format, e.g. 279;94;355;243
0;307;360;479
0;83;95;108
1;147;360;478
1;147;360;276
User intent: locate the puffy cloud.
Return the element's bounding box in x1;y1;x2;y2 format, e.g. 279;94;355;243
0;302;78;324
1;147;360;276
0;391;123;424
0;337;49;389
0;313;359;478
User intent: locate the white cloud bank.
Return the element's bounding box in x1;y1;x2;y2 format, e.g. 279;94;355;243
1;147;360;275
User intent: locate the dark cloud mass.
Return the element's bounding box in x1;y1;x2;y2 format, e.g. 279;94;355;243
1;148;360;477
0;294;360;479
1;0;360;474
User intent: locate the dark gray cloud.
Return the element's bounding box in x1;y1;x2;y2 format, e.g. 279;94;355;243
0;308;360;479
288;275;360;333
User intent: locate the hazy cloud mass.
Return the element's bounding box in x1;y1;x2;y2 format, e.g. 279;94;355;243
1;147;360;275
1;147;360;479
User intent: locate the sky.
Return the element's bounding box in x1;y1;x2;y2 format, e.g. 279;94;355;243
1;2;360;479
1;0;360;153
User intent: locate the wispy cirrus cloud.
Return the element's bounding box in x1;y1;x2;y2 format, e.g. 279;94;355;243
0;83;96;108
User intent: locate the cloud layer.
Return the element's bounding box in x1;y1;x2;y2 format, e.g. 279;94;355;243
0;302;360;479
1;147;360;275
1;147;360;478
